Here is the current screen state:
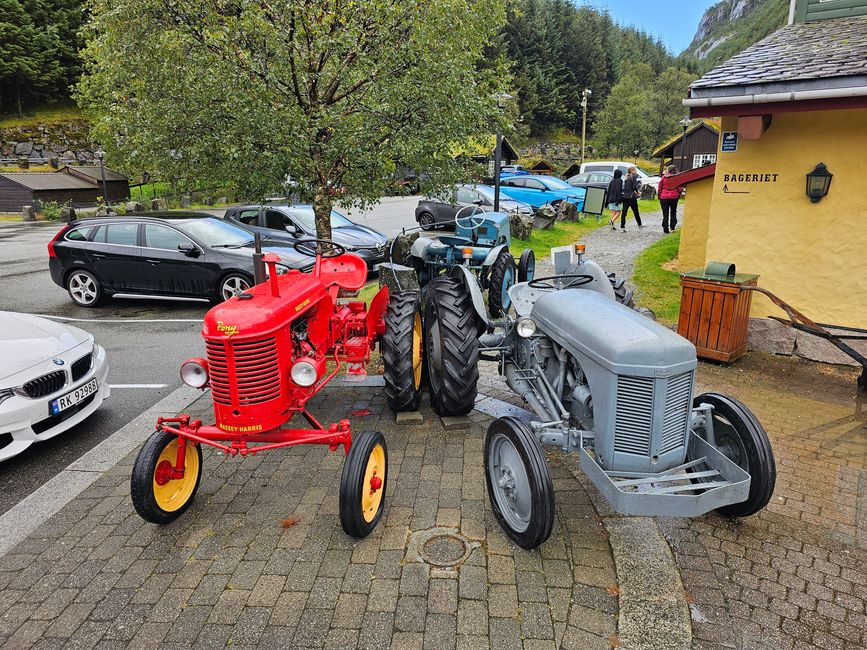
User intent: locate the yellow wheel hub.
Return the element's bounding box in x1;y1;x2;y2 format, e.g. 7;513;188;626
152;439;199;512
412;313;423;390
361;443;386;523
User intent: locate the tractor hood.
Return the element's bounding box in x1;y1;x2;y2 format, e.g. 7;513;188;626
531;290;696;376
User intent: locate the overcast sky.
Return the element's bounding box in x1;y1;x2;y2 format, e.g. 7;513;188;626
581;0;720;54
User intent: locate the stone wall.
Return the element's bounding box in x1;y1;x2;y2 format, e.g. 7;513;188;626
0;120;98;165
518;142;587;170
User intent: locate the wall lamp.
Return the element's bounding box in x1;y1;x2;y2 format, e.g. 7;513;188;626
806;163;832;203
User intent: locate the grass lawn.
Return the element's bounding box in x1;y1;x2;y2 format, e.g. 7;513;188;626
632;230;682;325
0;104;84;128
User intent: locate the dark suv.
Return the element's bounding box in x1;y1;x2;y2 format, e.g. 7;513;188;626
48;213;312;307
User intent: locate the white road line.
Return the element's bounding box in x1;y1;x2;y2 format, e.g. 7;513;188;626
34;315;202;323
109;384;168;389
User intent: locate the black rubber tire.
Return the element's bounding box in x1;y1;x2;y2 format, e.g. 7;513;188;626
383;292;424;412
424;276;479;416
339;430;388;538
484;417;554;549
216;272;253;302
418;212;436;231
518;249;535;283
693;392;776;517
131;429;203;525
66;269;105;307
487;248;515;317
608;274;635;309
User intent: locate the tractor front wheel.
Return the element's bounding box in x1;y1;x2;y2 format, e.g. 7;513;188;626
518;249;535;283
383;292;424;412
131;429;203;524
485;417;554;549
424;276;479;416
340;430;388;538
691;392;776;517
488;249;516;317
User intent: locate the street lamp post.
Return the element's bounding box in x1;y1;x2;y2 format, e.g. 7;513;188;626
94;148;109;205
678;117;692;172
580;88;591;166
493;92;513;213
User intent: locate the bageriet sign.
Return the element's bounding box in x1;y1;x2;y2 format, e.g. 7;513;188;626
721;172;780;195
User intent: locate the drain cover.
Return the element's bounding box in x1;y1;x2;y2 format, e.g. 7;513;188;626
405;527;479;569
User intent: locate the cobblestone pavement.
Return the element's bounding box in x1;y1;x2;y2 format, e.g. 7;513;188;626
0;387;620;649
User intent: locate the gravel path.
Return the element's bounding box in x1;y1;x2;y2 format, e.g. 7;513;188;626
577;209;668;283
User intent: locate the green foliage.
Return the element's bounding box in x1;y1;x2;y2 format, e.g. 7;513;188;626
632;230;682;324
38;200;62;220
0;102;82;127
77;0;507;240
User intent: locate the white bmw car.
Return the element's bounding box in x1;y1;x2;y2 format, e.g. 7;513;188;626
0;312;109;462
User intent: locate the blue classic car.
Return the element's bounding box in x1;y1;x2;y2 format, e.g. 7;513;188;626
500;174;586;210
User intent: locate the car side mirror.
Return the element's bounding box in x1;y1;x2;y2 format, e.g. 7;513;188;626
473;199;484;206
285;225;301;236
178;243;200;258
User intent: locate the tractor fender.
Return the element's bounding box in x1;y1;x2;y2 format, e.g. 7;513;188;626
410;236;436;259
482;243;509;267
449;265;489;334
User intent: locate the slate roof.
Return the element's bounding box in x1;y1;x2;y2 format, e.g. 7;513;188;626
60;165;128;183
689;15;867;98
0;173;96;191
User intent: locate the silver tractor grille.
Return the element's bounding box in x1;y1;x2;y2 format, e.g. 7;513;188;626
614;371;694;457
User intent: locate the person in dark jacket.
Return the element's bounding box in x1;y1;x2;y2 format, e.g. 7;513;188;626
657;164;685;233
620;167;643;230
605;169;624;230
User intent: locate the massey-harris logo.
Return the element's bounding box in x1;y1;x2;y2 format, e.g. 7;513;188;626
216;321;238;337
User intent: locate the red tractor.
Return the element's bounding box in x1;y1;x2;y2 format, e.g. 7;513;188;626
130;240;423;537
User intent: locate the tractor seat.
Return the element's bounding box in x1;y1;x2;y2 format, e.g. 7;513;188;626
438;235;474;248
318;253;368;291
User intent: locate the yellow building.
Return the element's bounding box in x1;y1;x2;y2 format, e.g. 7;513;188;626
677;4;867;364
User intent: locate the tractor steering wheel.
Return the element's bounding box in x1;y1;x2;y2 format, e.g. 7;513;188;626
454;205;487;231
527;274;595;291
293;238;347;258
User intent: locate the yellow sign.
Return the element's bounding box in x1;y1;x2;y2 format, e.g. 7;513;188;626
295;298;311;312
216;321;238;337
221;423;263;432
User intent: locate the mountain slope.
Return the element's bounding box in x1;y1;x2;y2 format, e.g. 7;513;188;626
682;0;789;70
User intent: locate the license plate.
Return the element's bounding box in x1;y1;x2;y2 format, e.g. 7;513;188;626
50;378;98;415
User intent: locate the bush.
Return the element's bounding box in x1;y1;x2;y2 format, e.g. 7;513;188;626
39;201;63;221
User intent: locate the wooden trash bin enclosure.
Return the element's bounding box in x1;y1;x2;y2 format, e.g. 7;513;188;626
678;262;758;363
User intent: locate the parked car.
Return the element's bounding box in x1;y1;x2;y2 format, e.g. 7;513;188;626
500;164;529;175
415;184;533;230
499;174;586;210
48;213;313;307
223;204;388;269
0;311;109;461
579;161;660;191
566;170;614;193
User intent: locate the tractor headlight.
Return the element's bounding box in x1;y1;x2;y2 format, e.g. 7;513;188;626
291;359;318;387
180;358;209;388
516;317;537;338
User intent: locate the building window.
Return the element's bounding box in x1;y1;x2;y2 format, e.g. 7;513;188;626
693;154;717;167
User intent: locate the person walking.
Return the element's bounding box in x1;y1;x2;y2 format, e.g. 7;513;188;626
657;164;684;233
605;169;624;230
621;166;643;230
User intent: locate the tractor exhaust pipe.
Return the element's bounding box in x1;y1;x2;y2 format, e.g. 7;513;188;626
253;233;266;285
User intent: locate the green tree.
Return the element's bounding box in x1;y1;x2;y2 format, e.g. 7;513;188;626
646;67;697;146
77;0;507;240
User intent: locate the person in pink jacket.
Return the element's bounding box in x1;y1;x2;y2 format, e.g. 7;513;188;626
657;164;685;233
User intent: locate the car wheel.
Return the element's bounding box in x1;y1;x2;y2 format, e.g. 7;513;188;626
66;270;104;307
418;212;436;231
218;273;252;302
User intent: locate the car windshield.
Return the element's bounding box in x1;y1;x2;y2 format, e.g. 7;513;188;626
540;177;573;190
286;207;353;231
175;218;253;247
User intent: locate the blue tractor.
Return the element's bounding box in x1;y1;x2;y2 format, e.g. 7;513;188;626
408;208;535;316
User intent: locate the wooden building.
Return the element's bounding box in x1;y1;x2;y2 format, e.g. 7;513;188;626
528;159;556;176
651;120;720;175
0;166;129;212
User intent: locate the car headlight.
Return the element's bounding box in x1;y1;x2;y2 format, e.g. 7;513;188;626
180;358;209;388
516;317;537;338
343;245;358;252
291;359;318;387
0;388;14;406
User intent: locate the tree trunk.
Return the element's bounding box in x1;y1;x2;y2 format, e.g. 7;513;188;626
16;80;22;118
312;187;333;242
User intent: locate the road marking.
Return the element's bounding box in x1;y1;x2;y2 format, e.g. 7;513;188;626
34;315;202;323
109;383;168;389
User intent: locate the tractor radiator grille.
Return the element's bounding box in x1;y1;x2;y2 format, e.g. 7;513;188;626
659;372;693;455
23;370;66;398
206;337;281;406
613;375;654;455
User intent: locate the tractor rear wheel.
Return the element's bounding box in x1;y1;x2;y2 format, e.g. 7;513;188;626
383;292;424;412
485;417;554;549
488;249;516;317
424;276;479;416
131;429;203;524
340;430;388;538
691;392;776;517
